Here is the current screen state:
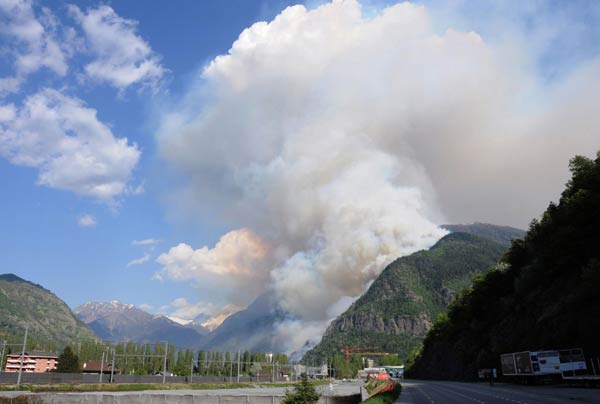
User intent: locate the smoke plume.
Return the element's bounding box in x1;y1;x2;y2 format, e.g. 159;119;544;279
155;0;600;351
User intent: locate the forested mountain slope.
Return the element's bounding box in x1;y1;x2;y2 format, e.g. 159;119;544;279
0;274;97;348
302;225;520;365
408;153;600;380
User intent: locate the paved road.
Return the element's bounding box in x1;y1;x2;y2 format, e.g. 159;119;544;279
398;381;600;404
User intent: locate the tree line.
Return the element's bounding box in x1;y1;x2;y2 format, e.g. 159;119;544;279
1;336;290;376
407;152;600;380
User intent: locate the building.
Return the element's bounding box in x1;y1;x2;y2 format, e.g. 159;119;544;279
4;351;58;373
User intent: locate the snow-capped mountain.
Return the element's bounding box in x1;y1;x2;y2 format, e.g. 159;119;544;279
74;301;208;348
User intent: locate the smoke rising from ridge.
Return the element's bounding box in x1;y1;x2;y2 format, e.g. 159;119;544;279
155;0;600;351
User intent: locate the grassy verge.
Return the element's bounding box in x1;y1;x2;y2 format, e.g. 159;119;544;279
0;380;331;393
361;384;402;404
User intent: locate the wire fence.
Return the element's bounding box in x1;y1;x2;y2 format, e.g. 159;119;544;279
0;327;329;385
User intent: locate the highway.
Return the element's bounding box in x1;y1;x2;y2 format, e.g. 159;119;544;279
398;380;600;404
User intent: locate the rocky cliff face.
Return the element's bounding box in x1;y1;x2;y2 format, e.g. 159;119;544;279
302;224;524;363
329;312;432;336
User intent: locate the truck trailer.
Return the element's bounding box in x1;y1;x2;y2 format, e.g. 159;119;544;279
500;348;597;385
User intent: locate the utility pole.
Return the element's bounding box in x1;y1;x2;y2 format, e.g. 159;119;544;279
110;349;115;383
190;356;194;384
0;340;6;372
17;326;28;386
237;350;241;383
99;351;105;383
162;341;168;385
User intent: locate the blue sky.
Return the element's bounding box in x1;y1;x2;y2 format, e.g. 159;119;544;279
0;0;305;314
1;0;599;328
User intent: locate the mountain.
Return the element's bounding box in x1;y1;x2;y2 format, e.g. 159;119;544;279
74;301;207;348
199;306;240;332
199;294;289;352
408;153;600;380
441;223;525;247
0;274;97;347
302;224;523;365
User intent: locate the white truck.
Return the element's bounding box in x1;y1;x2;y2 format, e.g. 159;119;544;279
500;348;597;385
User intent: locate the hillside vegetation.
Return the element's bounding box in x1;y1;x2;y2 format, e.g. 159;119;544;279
302;224;523;369
0;274;97;349
407;152;600;380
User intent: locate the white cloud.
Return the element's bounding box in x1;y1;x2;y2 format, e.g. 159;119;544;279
155;228;272;304
138;303;153;311
0;88;140;201
127;253;150;267
0;77;21;97
69;4;166;90
0;0;69;81
132;238;159;246
155;0;600;349
0;104;16;122
78;213;97;228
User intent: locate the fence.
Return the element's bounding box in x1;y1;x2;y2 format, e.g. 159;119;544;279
0;372;290;385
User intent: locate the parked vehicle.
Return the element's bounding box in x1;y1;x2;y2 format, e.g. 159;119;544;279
500;348;598;385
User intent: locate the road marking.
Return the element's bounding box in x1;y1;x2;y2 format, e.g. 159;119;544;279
433;383;531;404
413;386;436;404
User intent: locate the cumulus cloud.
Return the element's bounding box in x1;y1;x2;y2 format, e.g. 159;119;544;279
155;228;273;304
69;4;166;90
0;0;71;92
0;77;21;97
78;213;97;228
127;253;150;267
156;0;600;350
0;88;140;201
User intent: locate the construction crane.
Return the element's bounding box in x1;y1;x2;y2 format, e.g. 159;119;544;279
340;346;389;363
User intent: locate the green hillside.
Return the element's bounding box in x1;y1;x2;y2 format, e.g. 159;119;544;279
302;228;515;367
407;152;600;380
0;274;97;350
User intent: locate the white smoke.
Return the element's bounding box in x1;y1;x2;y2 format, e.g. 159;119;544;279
155;0;600;350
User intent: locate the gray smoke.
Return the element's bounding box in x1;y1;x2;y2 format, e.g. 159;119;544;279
155;0;600;351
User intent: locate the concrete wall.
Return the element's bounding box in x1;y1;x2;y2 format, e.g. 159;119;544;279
12;393;361;404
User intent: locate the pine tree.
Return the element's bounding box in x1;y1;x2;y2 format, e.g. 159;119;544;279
282;374;320;404
57;346;80;373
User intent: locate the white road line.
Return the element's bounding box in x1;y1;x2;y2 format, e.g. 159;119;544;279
433;383;531;404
